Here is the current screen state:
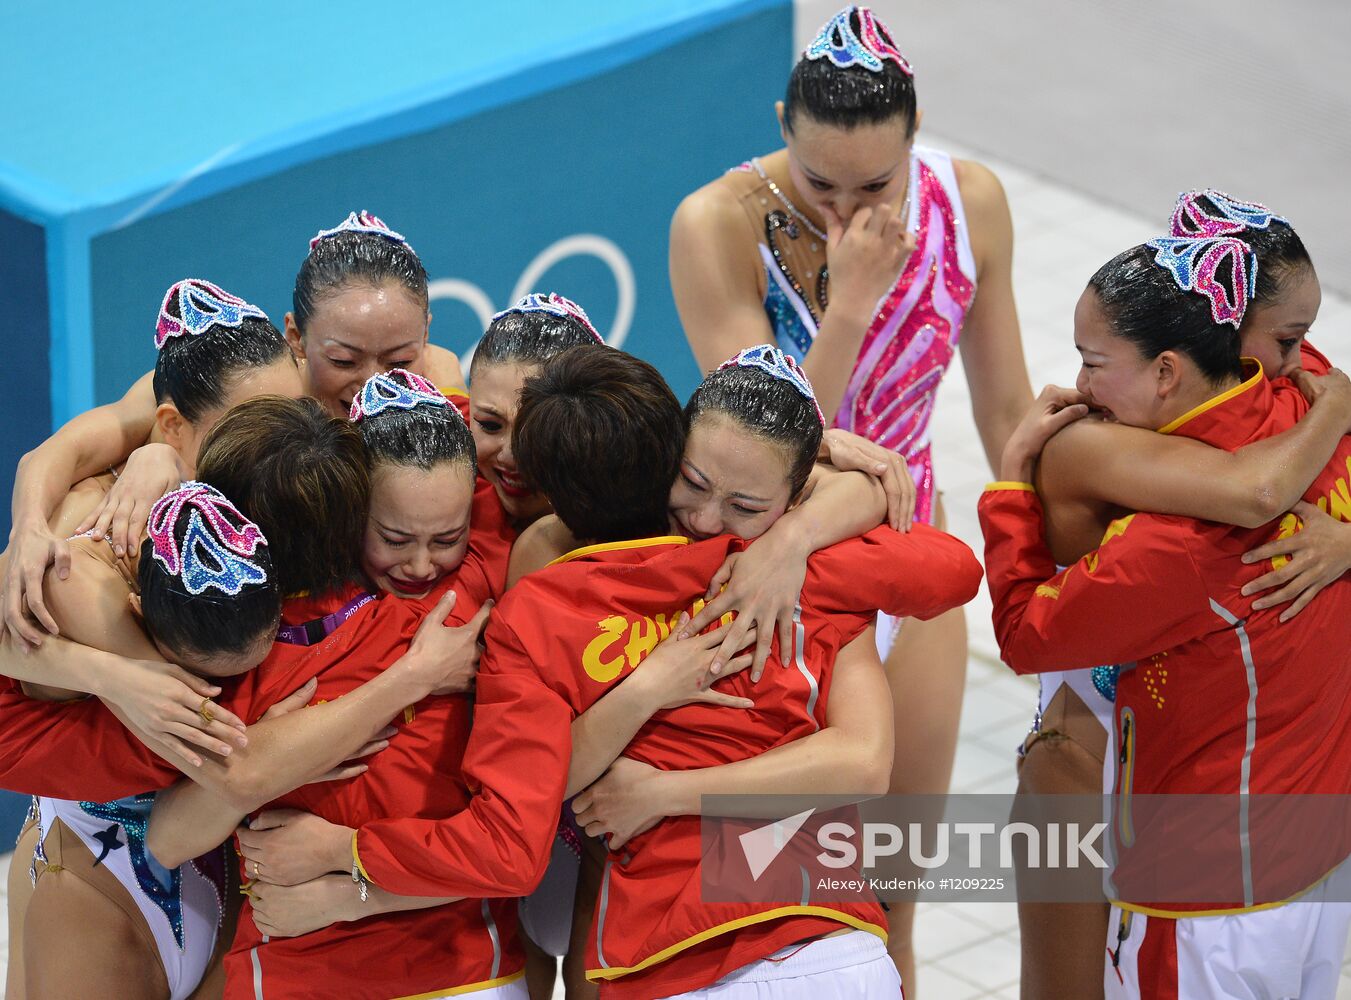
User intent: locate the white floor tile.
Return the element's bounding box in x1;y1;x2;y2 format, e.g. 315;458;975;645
909;960;989;1000
932;931;1022;992
914;904;1003;961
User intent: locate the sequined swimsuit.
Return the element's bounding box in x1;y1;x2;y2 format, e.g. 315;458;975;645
33;795;228;1000
727;147;977;524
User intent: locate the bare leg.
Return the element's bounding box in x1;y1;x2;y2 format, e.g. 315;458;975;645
562;838;604;999
6;814;40;1000
881;602;968;998
1014;685;1109;1000
185;855;239;1000
23;819;169;999
522;933;560;1000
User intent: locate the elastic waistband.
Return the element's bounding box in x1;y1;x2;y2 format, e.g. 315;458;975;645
713;930;886;984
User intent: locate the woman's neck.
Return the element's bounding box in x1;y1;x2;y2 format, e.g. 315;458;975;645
1156;372;1245;431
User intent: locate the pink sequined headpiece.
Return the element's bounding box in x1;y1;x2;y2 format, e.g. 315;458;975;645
491;293;604;343
1144;236;1258;329
154;279;267;351
309;211;412;252
349;368;451;423
148;482;268;596
719;344;826;426
1170;189;1287;239
804;6;912;76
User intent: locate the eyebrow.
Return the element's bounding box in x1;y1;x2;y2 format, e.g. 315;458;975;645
373;517;467;538
326;338;420;355
801;162;901;187
685;460;772;504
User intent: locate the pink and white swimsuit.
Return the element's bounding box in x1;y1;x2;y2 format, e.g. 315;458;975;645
731;146;977;525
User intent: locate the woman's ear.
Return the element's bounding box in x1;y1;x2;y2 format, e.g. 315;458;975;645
1155;351;1182;399
284;313;307;365
155;402;189;451
127;592;143;622
775;100;788;142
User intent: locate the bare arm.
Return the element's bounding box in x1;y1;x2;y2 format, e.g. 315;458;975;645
4;372;157;646
776;466;887;552
954;160;1034;475
0;547;244;748
565;620;754;798
146;590;485;867
670;187;783;373
147;689;392;870
505;515;575;589
569;474;888;795
1039;378;1351;533
423;343;466;393
572;629;892;846
249;873;458;939
681;466;888;676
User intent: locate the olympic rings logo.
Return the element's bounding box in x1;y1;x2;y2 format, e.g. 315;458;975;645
427;234;635;365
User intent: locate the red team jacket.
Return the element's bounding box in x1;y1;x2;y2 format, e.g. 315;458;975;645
353;525;981;997
979;360;1351;915
0;474;520;998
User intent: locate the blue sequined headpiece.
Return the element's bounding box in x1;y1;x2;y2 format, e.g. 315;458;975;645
718;344;826;426
490;292;604;343
804;6;913;75
155;279;267;350
148;482;269;597
1144;236;1258;329
309;211;413;253
349;368;450;423
1170;190;1287;239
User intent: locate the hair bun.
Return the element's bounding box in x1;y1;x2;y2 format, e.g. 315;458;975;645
148;481;269;596
803;6;912;76
349;368;448;423
1144;236;1258;329
155;279;267;350
309;211;413;253
491;293;603;343
1170;190;1287;239
718;344;826;426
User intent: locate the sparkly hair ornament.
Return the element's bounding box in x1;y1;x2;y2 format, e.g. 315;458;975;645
154;279;268;351
803;6;913;75
491;292;604;343
719;344;826;426
309;210;412;252
349;368;449;423
1170;189;1288;239
1144;236;1258;329
148;482;268;597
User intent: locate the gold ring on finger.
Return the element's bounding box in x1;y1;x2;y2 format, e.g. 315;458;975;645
198;698;214;725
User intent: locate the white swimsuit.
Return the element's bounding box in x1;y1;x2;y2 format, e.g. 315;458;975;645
33;794;227;1000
